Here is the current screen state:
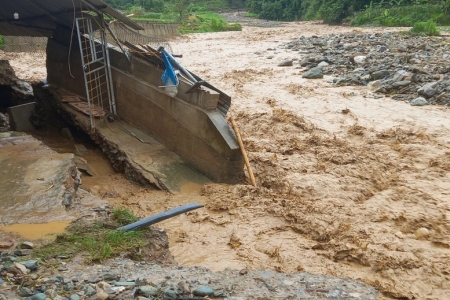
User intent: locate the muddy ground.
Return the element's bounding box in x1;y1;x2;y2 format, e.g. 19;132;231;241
1;19;450;299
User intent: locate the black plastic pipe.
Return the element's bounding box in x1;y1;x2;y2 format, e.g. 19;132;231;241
118;203;204;231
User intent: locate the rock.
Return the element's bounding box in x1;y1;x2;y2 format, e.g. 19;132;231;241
74;144;88;156
14;262;30;274
21;241;35;249
239;269;248;275
379;45;387;52
136;286;158;298
14;249;32;256
0;60;19;85
102;273;119;281
371;70;390;80
97;282;112;289
302;66;323;79
83;285;96;296
193;285;214;297
411;66;430;75
12;80;34;98
31;293;47;300
68;294;80;300
278;59;293;67
96;290;109;300
18;287;34;297
317;61;329;67
392;81;411;87
0;113;8;127
392;70;408;83
0;240;14;249
368;80;382;90
88;276;102;283
415;227;429;239
163;288;179;300
61;127;74;141
58;265;68;271
64;282;75;291
410;97;428;106
105;286;125;294
112;281;135;286
214;289;225;297
45;289;59;299
353;56;366;64
22;260;38;271
418;82;438;98
35;285;47;293
266;56;274;59
177;280;190;295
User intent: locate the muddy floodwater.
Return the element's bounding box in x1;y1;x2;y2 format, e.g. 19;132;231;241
2;21;450;299
0;221;72;240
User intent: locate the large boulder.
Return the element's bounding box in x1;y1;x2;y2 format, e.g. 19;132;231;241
302;66;324;79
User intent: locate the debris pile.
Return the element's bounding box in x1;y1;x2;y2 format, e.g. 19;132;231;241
0;245;379;300
281;32;450;106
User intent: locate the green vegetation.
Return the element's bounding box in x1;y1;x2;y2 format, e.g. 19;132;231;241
244;0;450;27
410;19;441;35
351;1;450;27
105;0;242;33
103;0;450;32
33;208;145;263
0;35;4;50
113;207;139;225
179;13;242;33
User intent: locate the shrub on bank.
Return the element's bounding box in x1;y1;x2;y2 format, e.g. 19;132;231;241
180;13;242;33
410;20;441;35
351;3;450;27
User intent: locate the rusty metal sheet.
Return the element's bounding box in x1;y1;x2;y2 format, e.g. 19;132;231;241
0;0;142;37
68;101;106;117
62;96;83;103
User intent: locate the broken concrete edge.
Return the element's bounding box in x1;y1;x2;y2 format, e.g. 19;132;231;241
0;132;107;226
7;102;36;131
54;99;167;190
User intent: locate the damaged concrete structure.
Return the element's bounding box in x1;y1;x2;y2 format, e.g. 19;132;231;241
0;0;244;191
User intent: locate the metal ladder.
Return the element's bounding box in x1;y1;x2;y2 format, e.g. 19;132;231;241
75;16;116;129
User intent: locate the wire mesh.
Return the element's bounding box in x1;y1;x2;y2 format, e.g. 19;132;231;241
107;21;173;54
1;36;47;57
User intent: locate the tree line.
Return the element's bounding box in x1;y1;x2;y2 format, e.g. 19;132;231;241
243;0;450;23
104;0;450;24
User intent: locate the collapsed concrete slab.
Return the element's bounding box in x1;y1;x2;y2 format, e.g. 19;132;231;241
7;102;35;131
45;25;244;190
0;132;106;225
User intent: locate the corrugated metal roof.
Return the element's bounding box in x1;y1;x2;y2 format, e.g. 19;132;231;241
0;0;143;37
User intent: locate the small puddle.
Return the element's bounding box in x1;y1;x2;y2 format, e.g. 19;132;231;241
0;220;72;241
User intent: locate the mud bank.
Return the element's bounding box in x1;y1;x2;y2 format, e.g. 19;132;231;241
0;131;107;242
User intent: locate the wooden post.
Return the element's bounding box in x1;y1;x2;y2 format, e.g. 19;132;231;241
230;116;257;187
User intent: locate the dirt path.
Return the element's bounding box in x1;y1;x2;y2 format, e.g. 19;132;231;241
3;22;450;299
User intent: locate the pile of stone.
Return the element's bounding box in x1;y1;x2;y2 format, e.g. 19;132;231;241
0;241;380;300
280;32;450;106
